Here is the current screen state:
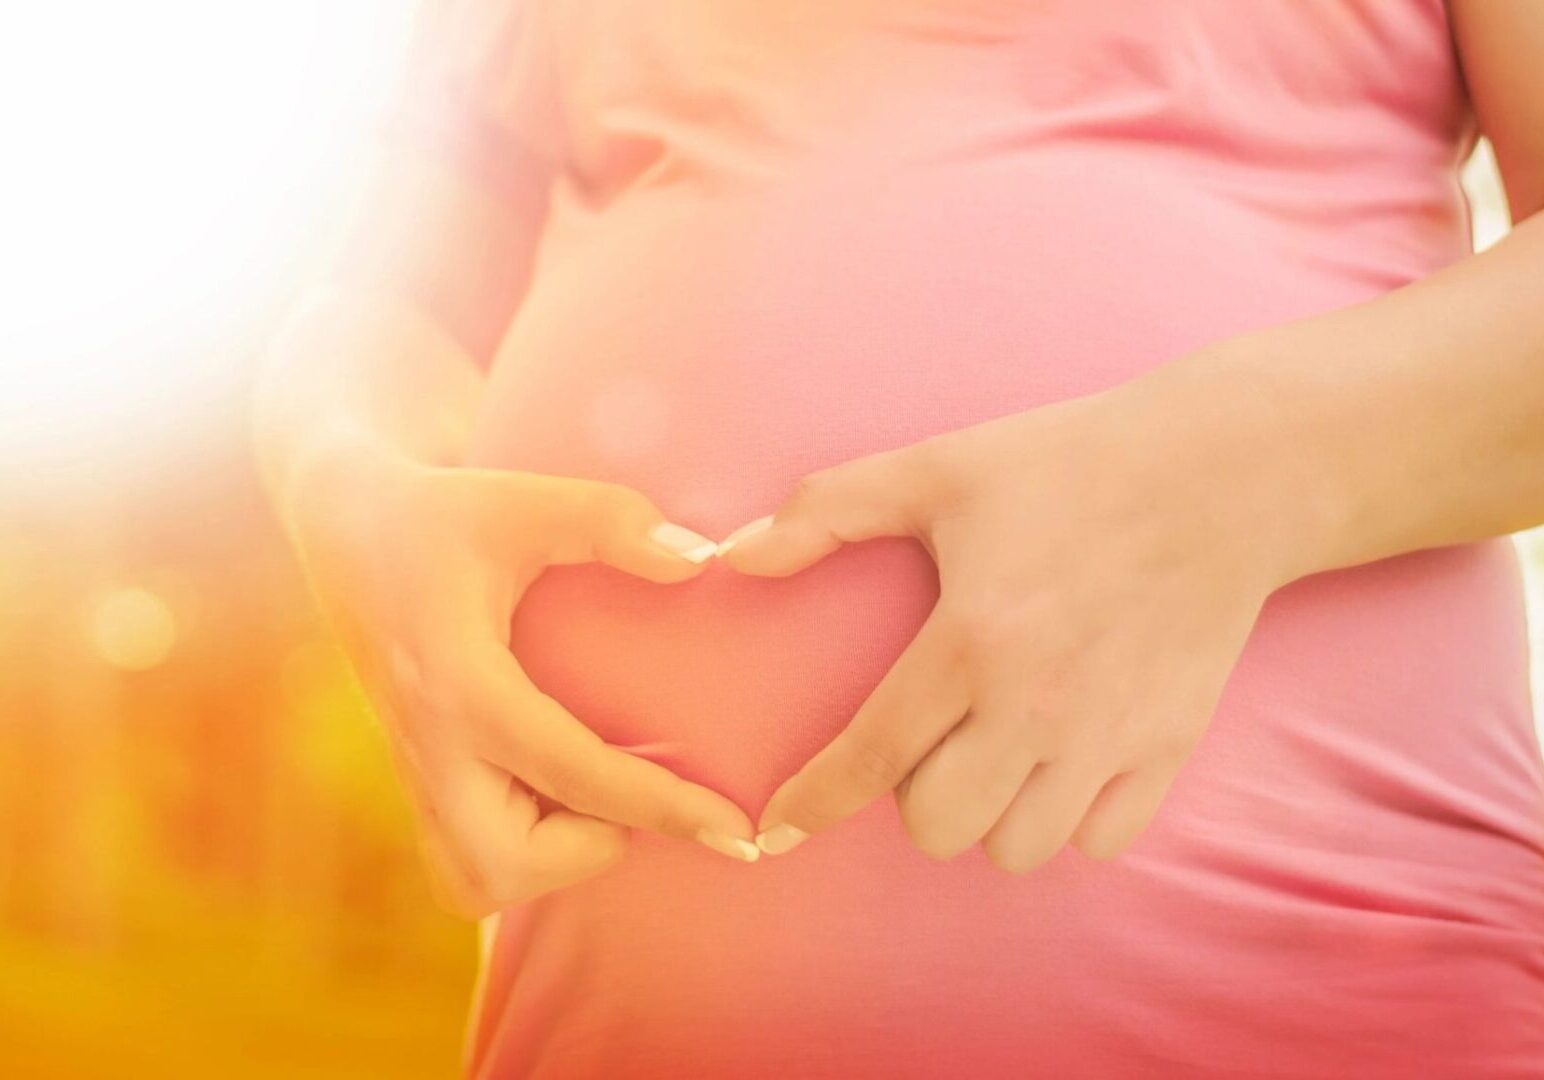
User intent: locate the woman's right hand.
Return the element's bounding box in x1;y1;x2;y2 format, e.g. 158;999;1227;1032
281;438;760;918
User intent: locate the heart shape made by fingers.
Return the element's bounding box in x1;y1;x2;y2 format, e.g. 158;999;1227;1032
509;531;938;818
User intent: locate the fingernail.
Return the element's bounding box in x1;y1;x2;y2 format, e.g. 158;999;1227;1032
649;522;718;564
697;829;761;863
754;824;809;856
714;515;774;557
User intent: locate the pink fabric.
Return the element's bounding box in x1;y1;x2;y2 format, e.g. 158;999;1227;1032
449;2;1544;1075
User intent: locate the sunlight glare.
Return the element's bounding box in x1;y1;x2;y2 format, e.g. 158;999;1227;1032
0;0;421;469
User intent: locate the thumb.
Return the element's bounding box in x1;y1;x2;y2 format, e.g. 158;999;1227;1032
481;472;718;585
718;445;932;577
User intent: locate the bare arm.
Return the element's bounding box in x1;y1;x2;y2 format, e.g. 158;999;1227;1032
720;4;1544;868
252;120;546;504
252;16;758;916
1453;0;1544;220
1143;0;1544;581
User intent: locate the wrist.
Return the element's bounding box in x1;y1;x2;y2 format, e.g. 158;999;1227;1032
1105;339;1354;591
253;287;485;496
268;421;427;543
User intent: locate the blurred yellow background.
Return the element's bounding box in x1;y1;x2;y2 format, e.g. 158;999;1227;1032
0;6;1539;1078
0;4;473;1077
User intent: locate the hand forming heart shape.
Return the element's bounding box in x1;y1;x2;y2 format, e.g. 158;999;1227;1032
303;363;1289;918
516;372;1289;881
707;377;1290;872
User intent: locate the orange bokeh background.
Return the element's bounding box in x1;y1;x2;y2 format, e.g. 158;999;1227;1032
0;6;1538;1078
1;5;472;1076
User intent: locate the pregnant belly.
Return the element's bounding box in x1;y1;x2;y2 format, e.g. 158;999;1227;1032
464;150;1544;1075
465;147;1391;808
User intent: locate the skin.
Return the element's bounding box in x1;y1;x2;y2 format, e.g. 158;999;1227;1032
257;170;761;920
720;390;1279;865
734;0;1544;865
255;2;1544;910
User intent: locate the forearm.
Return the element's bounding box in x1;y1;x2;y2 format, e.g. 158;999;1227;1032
1131;208;1544;584
252;287;485;513
253;138;551;518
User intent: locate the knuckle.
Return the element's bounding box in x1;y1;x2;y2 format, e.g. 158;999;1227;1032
906;437;968;510
560;482;607;531
529;751;609;815
781;771;862;831
404;634;473;703
895;775;968;861
537;477;596;527
982;829;1060;876
610;483;655;521
442;825;534;910
560;482;649;562
421;846;492;917
583;480;641;523
531;759;585;810
844;738;908;791
1078;801;1152;860
930;611;977;671
586;824;631;867
898;802;970;862
382;660;465;760
935;600;1014;672
450;855;493;903
384;640;433;699
476;860;530;909
789;470;834;512
382;710;432;778
913;832;967;863
982;838;1037;876
643;776;694;834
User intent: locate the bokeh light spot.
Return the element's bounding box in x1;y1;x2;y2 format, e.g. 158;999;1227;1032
89;586;178;672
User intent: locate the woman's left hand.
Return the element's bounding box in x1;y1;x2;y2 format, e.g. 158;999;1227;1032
719;371;1305;870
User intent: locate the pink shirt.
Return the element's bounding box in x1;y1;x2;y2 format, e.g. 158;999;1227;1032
414;2;1544;1074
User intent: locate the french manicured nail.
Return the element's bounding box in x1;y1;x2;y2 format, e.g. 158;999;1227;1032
697;829;761;863
650;522;718;564
754;824;809;856
714;515;774;557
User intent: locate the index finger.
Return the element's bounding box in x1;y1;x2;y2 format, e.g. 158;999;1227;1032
455;638;760;861
754;613;971;853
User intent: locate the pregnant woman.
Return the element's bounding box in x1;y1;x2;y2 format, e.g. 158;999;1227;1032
256;1;1544;1076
